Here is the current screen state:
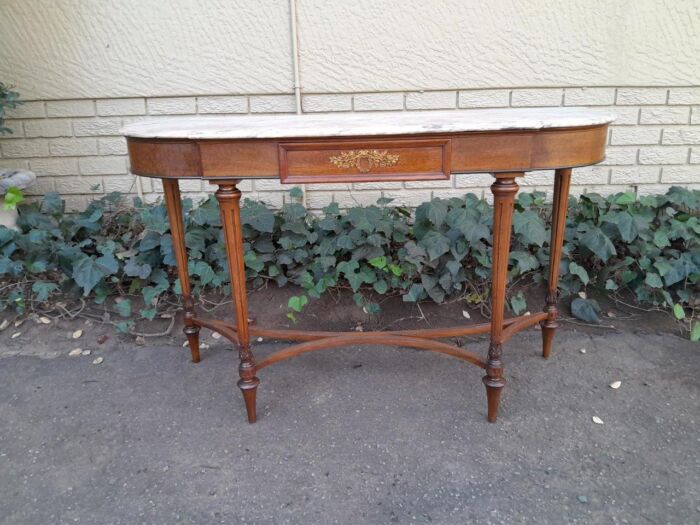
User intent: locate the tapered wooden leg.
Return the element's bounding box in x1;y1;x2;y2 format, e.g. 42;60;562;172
540;168;572;359
215;181;259;423
163;178;201;363
484;376;504;422
483;174;520;422
184;325;201;363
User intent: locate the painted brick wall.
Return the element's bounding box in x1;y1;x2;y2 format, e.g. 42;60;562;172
1;86;699;211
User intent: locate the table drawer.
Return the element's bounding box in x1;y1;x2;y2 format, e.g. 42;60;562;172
278;139;451;184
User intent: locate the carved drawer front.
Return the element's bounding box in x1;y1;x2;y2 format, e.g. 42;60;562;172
278;139;451;184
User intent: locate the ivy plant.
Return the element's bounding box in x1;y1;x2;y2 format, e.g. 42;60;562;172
0;82;22;135
0;186;697;340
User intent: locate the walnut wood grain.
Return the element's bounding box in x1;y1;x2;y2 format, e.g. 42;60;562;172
278;138;451;183
127;125;608;180
215;181;259;423
483;174;520;423
162;179;200;363
541;168;573;359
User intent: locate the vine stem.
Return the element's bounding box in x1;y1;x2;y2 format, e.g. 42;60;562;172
557;316;620;330
416;302;431;327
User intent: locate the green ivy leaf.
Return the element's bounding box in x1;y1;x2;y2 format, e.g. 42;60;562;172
579;226;616;262
96;254;119;274
459;221;490;244
571;297;601;324
336;235;354;250
426;199;448;228
287;295;308;313
690;322;700;342
569;261;590;285
419;231;450;260
115;320;134;333
373;279;388;294
40;192;63;216
510;251;539;273
337;260;359;276
244;251;265;272
605;279;618;290
115;298;132;317
72;255;119;296
654;259;689;287
26;260;47;273
513;211;547;246
403;283;424;302
346;207;375;232
602;210;637;242
124;258;152;279
2;186;24;211
192;261;216;286
653;230;670;248
289;186;304;199
364;302;380;315
673;303;686;320
139;231;162;252
31;281;58;302
615;192;636;206
644;272;663;288
510;291;527;314
241;202;275;233
368;256;387;269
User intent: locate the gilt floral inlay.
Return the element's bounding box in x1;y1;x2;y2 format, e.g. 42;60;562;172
329;149;400;173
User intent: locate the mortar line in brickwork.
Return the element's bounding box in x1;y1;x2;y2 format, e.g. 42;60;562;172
9;85;700;105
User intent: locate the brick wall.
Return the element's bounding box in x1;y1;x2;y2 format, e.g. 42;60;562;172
1;87;698;211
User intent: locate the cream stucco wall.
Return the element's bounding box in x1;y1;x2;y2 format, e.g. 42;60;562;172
2;0;699;99
297;0;700;92
0;0;295;99
0;0;698;209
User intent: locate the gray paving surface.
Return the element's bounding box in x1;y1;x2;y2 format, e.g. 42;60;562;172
1;330;699;524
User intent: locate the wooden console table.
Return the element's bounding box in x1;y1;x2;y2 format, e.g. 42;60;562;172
122;108;613;423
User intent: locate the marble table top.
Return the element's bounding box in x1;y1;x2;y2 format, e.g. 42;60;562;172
121;107;615;140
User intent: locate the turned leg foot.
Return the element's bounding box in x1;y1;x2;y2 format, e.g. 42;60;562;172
541;319;557;359
483;375;505;423
238;377;260;423
238;359;259;423
184;325;201;363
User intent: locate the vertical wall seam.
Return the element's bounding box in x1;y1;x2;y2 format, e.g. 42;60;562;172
290;0;302;115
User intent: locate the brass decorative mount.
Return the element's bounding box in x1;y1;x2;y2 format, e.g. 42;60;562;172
329;149;399;173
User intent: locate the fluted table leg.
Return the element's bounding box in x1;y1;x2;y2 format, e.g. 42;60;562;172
215;181;260;423
484;173;520;422
541;168;572;359
163;178;201;362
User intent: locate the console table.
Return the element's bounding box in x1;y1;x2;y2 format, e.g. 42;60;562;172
122;108;613;423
